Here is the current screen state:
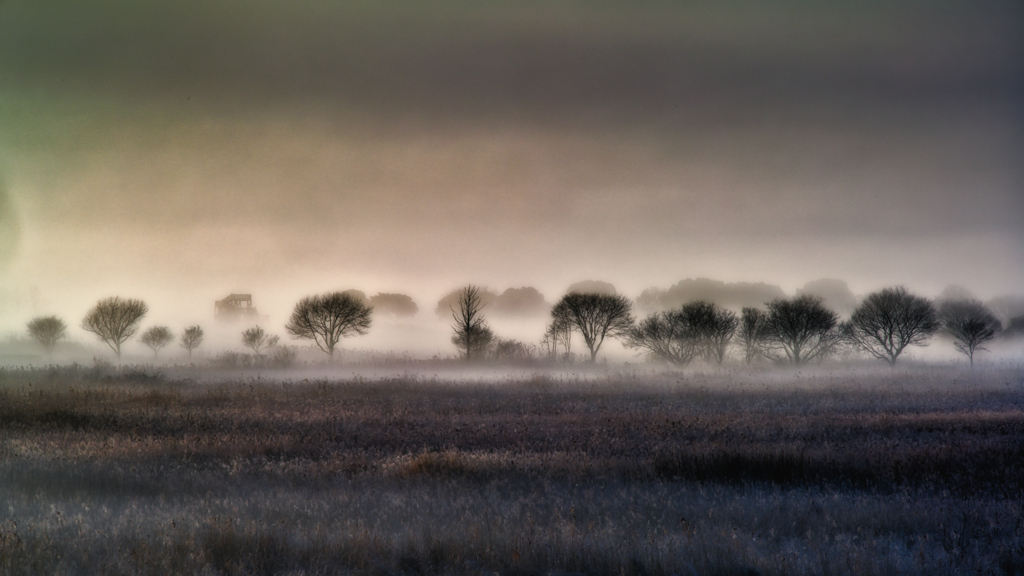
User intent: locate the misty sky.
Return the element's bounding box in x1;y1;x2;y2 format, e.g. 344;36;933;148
1;0;1022;337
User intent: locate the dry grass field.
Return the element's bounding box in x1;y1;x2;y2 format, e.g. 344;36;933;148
1;363;1023;575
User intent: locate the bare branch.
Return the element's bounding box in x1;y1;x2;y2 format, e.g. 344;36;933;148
81;297;148;359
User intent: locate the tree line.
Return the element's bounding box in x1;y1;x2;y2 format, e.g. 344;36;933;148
483;285;1002;368
21;285;1010;367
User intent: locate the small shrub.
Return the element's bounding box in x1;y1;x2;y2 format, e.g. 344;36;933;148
268;345;298;369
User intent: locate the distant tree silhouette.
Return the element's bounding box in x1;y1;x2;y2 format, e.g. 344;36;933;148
565;280;617;296
1003;316;1024;339
435;287;499;318
180;325;205;358
242;325;278;357
27;316;66;357
985;294;1024;330
760;295;841;365
341;289;370;305
286;292;372;359
638;278;787;312
140;326;174;357
369;293;418;317
939;300;1000;368
798;278;859;317
937;285;977;305
738;307;768;364
552;292;633;362
493;287;549;316
635;288;667;314
81;297;148;359
450;285;494;361
842;286;938;366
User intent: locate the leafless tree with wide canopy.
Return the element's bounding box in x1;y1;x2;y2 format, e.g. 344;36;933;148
760;295;842;365
939;299;1001;368
286;292;372;359
27;316;66;357
843;286;938;366
81;297;148;359
552;292;634;362
140;326;174;357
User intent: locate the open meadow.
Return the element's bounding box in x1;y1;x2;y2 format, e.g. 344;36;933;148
1;363;1023;576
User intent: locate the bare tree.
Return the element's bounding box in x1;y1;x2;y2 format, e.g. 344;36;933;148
140;326;174;357
682;301;738;364
625;310;701;366
761;295;841;365
81;297;148;359
180;325;205;358
547;304;575;361
540;328;558;360
738;307;768;364
242;325;279;357
285;291;373;359
627;301;737;366
450;285;494;361
27;316;67;357
939;299;1000;368
842;286;938;366
551;292;634;362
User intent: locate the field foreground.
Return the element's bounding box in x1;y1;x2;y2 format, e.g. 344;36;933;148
1;365;1023;575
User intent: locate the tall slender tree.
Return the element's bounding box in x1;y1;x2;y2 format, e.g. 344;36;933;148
180;325;205;358
450;285;494;360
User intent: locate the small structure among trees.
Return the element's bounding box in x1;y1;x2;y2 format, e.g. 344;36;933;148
215;294;259;323
27;316;67;357
81;297;148;359
285;291;373;359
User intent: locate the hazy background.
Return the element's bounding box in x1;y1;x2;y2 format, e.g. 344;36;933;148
1;0;1022;356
